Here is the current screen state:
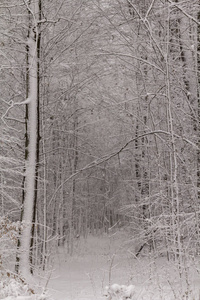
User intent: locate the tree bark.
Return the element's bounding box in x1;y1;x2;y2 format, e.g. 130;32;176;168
30;0;41;273
197;11;200;201
19;0;39;278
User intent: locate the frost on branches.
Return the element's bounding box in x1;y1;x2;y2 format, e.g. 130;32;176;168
0;271;33;299
104;284;135;300
0;217;22;267
0;217;51;300
0;269;51;300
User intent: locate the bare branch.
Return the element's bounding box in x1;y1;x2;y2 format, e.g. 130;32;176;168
167;0;200;25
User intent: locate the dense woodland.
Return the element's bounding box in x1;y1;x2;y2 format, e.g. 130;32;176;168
0;0;200;282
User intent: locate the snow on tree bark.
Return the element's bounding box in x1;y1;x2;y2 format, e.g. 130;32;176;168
19;2;38;278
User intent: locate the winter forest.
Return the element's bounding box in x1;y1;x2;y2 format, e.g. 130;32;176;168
1;0;200;299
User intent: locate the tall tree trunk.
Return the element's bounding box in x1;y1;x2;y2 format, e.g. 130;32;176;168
15;25;30;274
166;3;182;267
197;11;200;201
30;0;41;273
68;102;79;254
19;0;39;278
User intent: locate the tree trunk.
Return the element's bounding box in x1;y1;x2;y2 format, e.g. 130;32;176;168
166;3;182;267
19;0;39;278
197;11;200;201
15;22;30;274
30;0;41;273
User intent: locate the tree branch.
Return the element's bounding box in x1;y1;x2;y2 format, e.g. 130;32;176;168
167;0;200;25
47;130;198;207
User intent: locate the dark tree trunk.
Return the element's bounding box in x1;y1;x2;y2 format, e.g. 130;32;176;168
29;0;42;273
15;22;30;273
197;11;200;200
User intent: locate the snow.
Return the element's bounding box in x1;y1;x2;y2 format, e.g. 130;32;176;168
19;22;38;278
0;277;49;300
104;284;135;299
42;234;200;300
1;233;200;300
2;297;42;300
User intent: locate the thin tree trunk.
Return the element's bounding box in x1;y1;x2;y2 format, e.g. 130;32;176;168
15;25;30;273
41;103;47;269
166;3;182;269
197;11;200;201
30;0;41;273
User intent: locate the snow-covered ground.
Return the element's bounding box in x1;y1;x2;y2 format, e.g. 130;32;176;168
42;233;200;300
1;232;200;300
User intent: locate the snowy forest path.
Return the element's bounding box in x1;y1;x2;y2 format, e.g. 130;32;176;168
47;234;132;300
48;254;108;300
38;234;200;300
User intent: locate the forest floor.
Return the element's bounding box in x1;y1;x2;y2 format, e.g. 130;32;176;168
36;231;200;300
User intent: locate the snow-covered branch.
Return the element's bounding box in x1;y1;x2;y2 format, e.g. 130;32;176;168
167;0;200;25
1;98;31;127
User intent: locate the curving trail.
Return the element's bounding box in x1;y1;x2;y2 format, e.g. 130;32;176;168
45;234;199;300
47;234;131;300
